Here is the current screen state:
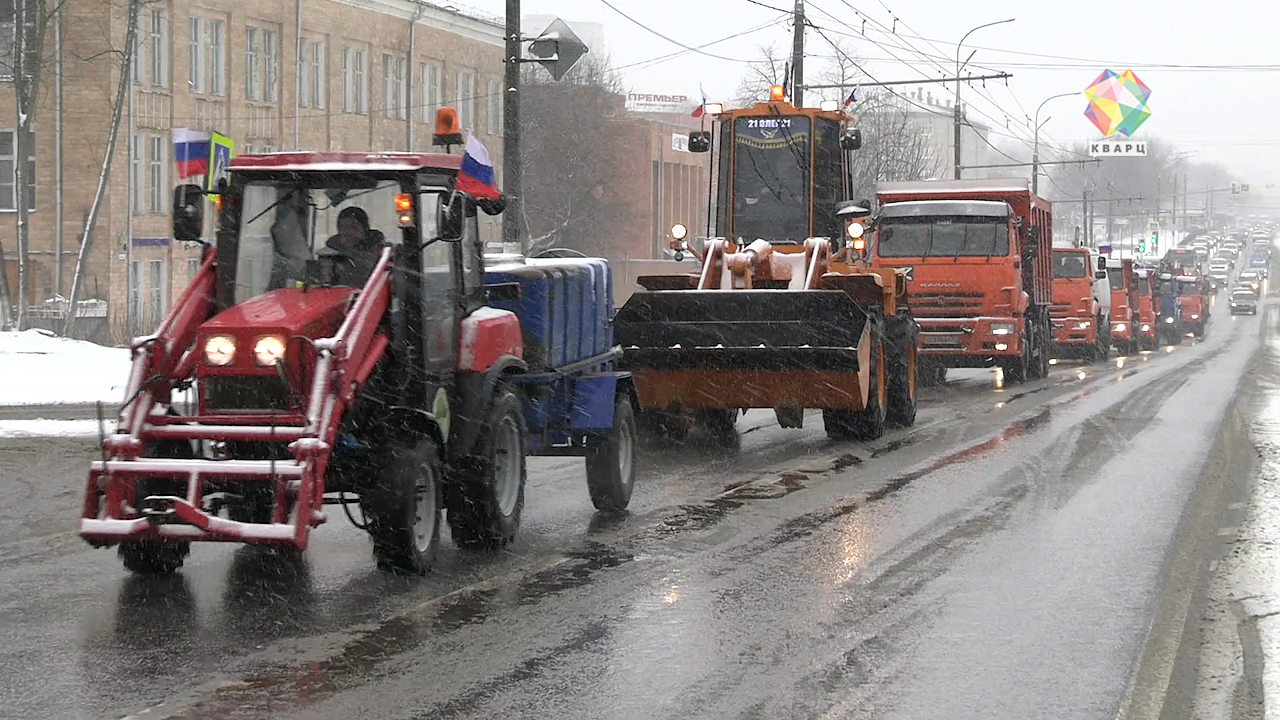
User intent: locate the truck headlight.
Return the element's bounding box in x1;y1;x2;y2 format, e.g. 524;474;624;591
1075;320;1092;330
1165;316;1175;324
1114;323;1126;333
253;334;287;366
204;334;236;366
990;322;1016;336
1141;324;1150;332
1190;314;1199;320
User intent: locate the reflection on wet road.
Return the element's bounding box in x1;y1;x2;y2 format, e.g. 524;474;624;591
0;287;1260;719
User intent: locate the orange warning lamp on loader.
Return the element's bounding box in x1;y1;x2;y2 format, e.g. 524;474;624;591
769;84;785;101
433;107;463;147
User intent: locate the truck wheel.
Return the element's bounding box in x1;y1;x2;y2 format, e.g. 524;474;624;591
694;408;739;448
364;434;443;575
585;395;638;512
119;434;195;575
825;330;886;441
884;311;918;427
450;388;527;549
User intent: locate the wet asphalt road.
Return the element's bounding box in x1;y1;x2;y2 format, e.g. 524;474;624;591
0;285;1268;719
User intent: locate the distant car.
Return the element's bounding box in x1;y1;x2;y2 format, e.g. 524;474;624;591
1230;290;1259;315
1238;271;1264;293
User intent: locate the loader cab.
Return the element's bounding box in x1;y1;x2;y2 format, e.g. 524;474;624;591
691;92;861;244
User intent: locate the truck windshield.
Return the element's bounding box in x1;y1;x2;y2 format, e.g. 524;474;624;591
732;115;811;242
876;216;1009;257
1158;278;1175;295
233;178;405;304
1052;251;1088;278
1136;278;1150;296
1178;280;1199;296
1107;267;1124;289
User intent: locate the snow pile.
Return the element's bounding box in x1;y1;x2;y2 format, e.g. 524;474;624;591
0;330;131;405
0;419;117;438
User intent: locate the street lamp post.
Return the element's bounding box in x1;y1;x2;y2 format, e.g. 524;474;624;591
1032;91;1077;195
954;18;1014;180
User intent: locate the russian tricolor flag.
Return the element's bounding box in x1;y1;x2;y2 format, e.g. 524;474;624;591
172;128;211;179
455;134;502;201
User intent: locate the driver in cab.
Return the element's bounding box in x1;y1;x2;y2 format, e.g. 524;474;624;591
321;206;388;287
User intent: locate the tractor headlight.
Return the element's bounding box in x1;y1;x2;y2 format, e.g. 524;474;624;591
204;334;236;366
990;322;1016;336
1114;323;1127;333
253;334;287;366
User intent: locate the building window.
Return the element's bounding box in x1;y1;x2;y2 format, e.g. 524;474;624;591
486;79;502;136
382;54;393;118
188;16;204;93
296;41;307;107
148;259;164;327
396;57;407;120
343;47;366;114
420;62;442;123
263;29;278;102
0;129;34;212
129;133;141;213
147;135;166;214
310;41;325;108
244;27;259;100
148;8;167;88
132;11;145;84
455;69;475;131
187;258;200;283
128;261;141;332
208;19;224;96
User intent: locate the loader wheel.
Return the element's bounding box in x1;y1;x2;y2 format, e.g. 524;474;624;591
119;434;195;575
585;395;638;513
884;311;918;427
450;388;527;549
364;434;443;575
825;328;886;441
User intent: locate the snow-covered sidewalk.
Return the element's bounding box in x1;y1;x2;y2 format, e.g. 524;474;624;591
0;329;131;406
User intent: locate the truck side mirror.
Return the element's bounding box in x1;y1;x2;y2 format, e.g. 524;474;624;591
688;131;710;153
173;183;205;242
840;129;863;151
440;193;464;240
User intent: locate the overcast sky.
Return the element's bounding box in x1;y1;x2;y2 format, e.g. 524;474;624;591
468;0;1280;199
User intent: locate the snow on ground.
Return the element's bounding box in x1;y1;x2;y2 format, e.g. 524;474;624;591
0;330;131;406
0;419;117;438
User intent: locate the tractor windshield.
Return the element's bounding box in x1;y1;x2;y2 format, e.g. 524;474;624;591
732;115;811;242
233;178;404;303
876;216;1009;257
1052;251;1089;279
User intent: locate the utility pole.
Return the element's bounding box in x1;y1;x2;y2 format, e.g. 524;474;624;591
953;19;1015;180
502;0;522;252
791;0;805;108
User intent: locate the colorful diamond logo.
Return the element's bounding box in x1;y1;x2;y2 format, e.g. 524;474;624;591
1083;69;1152;138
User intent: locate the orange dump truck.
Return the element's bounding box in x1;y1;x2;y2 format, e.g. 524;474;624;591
869;178;1054;385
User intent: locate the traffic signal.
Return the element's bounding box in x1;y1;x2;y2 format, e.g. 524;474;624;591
1138;241;1146;253
1152;230;1159;250
1232;181;1240;195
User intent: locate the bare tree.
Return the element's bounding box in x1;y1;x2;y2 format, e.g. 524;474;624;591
63;0;141;336
733;43;788;107
519;55;639;256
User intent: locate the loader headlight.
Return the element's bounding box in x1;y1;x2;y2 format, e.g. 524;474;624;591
253;334;287;366
204;334;236;366
990;322;1016;336
1114;323;1127;333
846;222;865;240
671;223;688;241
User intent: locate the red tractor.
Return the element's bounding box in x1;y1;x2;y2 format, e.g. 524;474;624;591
80;138;637;576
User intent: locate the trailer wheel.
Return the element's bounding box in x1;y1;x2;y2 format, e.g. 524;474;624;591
884;311;918;427
585;395;638;512
450;388;527;549
364;434;443;575
694;408;739;448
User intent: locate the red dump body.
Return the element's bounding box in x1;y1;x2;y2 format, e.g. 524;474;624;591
871;178;1053;368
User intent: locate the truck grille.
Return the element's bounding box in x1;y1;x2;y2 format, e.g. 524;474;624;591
205;376;293;413
907;292;985;317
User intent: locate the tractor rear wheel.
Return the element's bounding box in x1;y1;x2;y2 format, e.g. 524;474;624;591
364;434;443;575
585;395;638;513
450;388;527;549
884;311;918;427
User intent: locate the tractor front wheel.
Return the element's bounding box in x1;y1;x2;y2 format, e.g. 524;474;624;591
450;388;528;549
365;434;443;575
119;541;190;575
585;395;638;513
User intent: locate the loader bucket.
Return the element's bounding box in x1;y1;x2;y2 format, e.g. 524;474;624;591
615;289;874;411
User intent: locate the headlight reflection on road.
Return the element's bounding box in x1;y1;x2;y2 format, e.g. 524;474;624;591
993;366;1005;391
1116;357;1125;369
1077;371;1087;380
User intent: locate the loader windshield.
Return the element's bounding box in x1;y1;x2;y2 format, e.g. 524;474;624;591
876;216;1009;258
731;115;811;242
233;178;402;303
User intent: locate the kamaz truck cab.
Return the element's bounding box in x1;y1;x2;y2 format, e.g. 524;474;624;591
1050;247;1111;362
1177;274;1210;338
1133;266;1157;350
1106;257;1138;354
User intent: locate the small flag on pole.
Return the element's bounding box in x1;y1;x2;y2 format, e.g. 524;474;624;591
455;134;501;200
842;86;865;108
692;86;709;118
172;128;212;178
